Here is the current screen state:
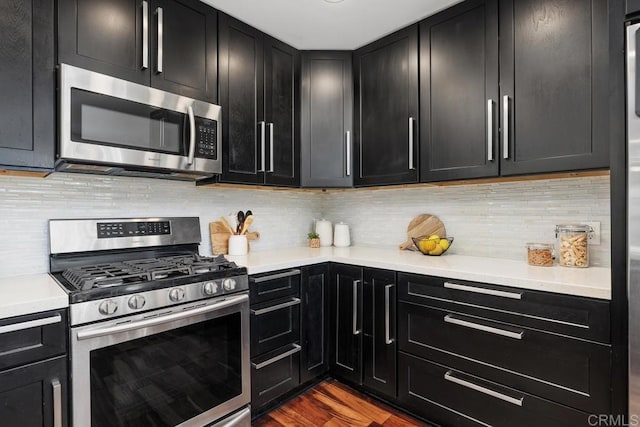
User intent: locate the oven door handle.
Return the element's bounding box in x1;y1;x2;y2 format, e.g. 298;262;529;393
76;294;248;341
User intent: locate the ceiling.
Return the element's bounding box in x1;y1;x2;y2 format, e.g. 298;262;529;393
202;0;462;50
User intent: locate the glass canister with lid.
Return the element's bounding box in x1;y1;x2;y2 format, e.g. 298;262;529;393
555;224;594;268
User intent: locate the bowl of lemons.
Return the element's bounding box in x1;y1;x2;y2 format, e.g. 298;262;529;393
412;234;454;256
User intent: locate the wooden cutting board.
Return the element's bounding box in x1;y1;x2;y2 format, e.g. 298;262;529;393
209;221;260;255
399;214;446;250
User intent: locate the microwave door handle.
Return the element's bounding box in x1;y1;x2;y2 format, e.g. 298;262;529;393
187;105;196;165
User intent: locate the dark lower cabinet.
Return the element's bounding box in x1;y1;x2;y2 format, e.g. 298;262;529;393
0;0;55;170
300;264;330;383
251;343;301;410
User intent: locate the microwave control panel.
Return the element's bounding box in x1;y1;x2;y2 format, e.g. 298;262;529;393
196;118;217;160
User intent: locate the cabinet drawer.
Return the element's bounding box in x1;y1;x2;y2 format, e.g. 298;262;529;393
399;301;611;413
251;343;301;410
0;310;67;371
398;273;610;343
250;269;301;304
398;352;590;427
251;296;300;357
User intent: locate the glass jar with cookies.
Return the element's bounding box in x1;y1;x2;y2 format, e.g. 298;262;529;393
555;224;594;268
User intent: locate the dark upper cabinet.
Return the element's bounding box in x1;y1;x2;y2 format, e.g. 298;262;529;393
300;52;354;188
353;26;419;187
300;264;330;384
58;0;217;101
329;264;363;384
499;0;610;175
0;0;55;170
420;0;499;182
362;268;397;399
629;0;640;15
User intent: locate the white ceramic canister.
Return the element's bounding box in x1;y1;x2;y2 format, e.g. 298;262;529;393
315;219;333;247
228;235;248;256
333;222;351;247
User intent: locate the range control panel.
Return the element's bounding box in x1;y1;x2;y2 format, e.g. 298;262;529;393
97;221;171;238
196;118;217;160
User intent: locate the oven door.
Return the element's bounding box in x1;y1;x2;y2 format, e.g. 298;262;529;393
71;293;250;427
59;64;221;175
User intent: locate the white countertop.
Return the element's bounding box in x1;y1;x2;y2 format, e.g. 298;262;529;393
0;274;68;320
228;246;612;300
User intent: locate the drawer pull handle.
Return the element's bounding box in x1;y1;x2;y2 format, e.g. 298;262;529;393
252;344;301;370
52;379;62;427
0;314;62;335
444;371;524;407
251;269;301;283
251;297;301;316
444;282;522;300
444;314;524;340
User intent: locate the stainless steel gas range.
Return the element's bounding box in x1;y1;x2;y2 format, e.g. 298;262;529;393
48;217;251;427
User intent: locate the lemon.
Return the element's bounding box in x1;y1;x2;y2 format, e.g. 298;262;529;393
428;245;444;256
428;234;441;244
419;239;437;252
439;239;450;251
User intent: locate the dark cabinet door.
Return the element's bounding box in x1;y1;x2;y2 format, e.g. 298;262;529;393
420;0;499;182
300;264;330;383
219;13;265;184
149;0;217;102
0;356;68;427
353;26;419;187
0;0;55;170
362;268;397;399
264;37;300;187
58;0;150;85
499;0;610;175
300;51;354;188
629;0;640;15
329;264;363;384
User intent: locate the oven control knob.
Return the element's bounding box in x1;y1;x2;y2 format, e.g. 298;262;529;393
98;300;118;316
203;281;218;296
128;295;146;310
169;288;185;302
223;278;237;291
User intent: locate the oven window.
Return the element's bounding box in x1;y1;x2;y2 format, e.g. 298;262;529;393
71;88;186;155
90;312;242;427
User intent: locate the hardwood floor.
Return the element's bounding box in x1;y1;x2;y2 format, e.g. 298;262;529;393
252;379;429;426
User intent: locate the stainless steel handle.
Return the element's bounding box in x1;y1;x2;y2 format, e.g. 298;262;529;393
142;1;149;70
211;406;251;427
0;314;61;334
258;121;266;172
187;105;195;165
408;117;415;170
155;7;163;73
52;379;62;427
503;95;509;159
77;294;248;340
250;269;301;283
251;297;301;316
345;131;351;177
487;99;494;161
444;314;524;340
252;344;301;369
444;371;524;406
385;284;394;345
268;123;274;173
444;282;522;300
353;280;360;335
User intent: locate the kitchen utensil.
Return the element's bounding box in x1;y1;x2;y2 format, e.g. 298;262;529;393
220;216;236;235
412;236;454;256
315;219;333;247
239;215;254;235
225;214;238;232
228;235;248;256
236;211;245;234
400;214;446;250
334;222;351;247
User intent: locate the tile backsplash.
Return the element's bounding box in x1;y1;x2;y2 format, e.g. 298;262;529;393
321;176;611;267
0;173;611;278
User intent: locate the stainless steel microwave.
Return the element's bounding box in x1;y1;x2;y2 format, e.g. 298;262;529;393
57;64;221;180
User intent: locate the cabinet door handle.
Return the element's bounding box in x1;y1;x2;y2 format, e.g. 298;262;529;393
186;105;195;165
268;123;274;173
155;7;163;73
250;297;301;316
52;379;62;427
487;99;494;161
345;131;351;177
142;1;149;70
443;281;522;300
258;121;266;172
444;371;524;407
503;95;510;159
250;269;300;283
444;314;524;340
385;284;394;344
0;314;61;334
252;344;301;370
408;117;415;170
353;279;361;335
